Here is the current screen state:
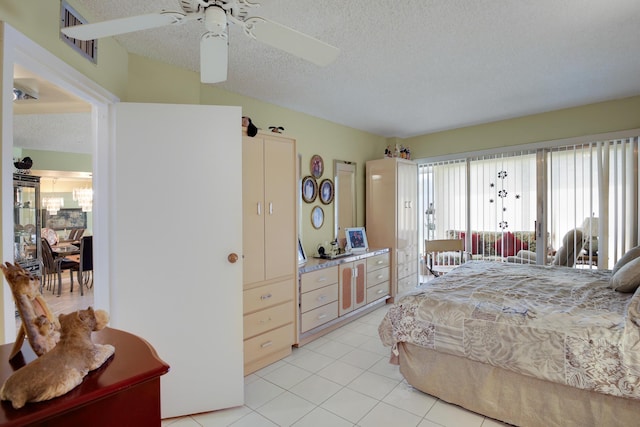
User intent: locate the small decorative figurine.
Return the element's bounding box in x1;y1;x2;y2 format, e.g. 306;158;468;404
242;116;258;137
14;157;33;173
269;126;284;133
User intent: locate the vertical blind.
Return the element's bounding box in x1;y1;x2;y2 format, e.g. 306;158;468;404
419;136;639;269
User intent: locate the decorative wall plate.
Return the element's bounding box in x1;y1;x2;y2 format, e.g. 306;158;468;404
302;176;317;203
311;206;324;229
310;154;324;178
319;178;334;204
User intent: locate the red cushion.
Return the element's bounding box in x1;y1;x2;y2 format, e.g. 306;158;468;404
460;232;482;255
495;232;528;257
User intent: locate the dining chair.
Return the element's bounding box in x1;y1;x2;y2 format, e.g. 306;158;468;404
41;238;79;296
76;236;93;296
39;238;57;293
68;228;85;243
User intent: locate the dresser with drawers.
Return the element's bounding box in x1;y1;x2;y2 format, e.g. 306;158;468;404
297;249;390;345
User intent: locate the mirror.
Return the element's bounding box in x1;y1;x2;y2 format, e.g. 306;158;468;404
334;160;357;246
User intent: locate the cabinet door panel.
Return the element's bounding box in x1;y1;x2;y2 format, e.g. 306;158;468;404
397;162;417;252
339;264;353;315
242;136;266;285
354;261;366;310
264;136;295;280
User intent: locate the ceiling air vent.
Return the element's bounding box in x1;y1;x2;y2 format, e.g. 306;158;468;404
60;0;97;64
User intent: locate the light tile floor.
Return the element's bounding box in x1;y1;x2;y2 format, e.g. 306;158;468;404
161;305;510;427
37;275;507;426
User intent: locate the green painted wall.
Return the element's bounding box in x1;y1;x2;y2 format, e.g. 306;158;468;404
405;95;640;159
19;149;91;172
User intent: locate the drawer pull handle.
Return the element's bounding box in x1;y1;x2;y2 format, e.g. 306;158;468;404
259;317;272;324
318;314;327;320
316;295;327;301
377;289;385;294
316;277;327;282
376;260;383;265
261;341;273;348
260;293;273;300
377;274;383;279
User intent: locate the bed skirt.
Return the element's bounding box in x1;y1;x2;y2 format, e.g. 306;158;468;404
398;342;640;427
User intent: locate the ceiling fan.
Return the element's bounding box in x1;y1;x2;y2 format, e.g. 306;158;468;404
61;0;340;84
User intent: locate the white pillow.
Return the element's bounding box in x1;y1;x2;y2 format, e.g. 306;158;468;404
610;256;640;293
612;246;640;275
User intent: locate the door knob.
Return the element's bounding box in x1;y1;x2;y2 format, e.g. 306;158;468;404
228;253;239;263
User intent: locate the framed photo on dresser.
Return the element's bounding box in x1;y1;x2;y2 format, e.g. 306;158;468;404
345;227;368;253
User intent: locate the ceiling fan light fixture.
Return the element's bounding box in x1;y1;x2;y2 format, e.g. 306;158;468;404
204;6;227;34
60;0;340;84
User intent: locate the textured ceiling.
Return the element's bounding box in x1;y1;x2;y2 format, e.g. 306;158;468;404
49;1;640;138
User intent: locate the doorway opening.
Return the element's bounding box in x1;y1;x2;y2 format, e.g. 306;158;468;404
2;24;117;341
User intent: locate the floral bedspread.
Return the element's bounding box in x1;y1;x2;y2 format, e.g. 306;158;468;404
379;261;640;399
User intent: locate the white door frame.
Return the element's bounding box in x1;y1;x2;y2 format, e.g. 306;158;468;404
2;23;118;341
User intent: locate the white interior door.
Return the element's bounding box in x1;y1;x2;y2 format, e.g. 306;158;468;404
109;103;243;418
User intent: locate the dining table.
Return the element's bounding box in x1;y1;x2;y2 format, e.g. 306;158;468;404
51;243;80;257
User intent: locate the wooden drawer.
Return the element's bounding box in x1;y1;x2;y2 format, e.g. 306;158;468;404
243;279;292;314
366;266;389;287
397;261;417;279
244;301;293;339
397;272;419;294
300;283;338;313
244;323;294;365
300;266;339;293
397;248;418;265
367;281;389;303
300;301;338;333
367;253;390;272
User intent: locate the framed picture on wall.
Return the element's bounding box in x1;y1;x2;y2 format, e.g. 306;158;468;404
310;154;324;178
42;208;87;230
302;176;317;203
319;179;334;204
311;206;324;229
345;227;368;253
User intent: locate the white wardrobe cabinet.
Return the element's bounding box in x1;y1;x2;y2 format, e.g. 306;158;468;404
242;130;297;375
366;158;419;299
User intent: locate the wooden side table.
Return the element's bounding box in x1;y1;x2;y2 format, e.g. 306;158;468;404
0;327;169;426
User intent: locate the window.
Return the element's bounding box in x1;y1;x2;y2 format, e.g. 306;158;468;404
419;135;639;269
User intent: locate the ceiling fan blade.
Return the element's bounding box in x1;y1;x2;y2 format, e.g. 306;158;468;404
246;18;339;66
200;32;228;84
61;12;185;41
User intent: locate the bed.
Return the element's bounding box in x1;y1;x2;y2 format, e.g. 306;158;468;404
378;261;640;426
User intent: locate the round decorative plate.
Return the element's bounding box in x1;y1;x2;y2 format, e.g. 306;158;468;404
311;206;324;229
310;154;324;178
302;176;317;203
319;179;334;204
